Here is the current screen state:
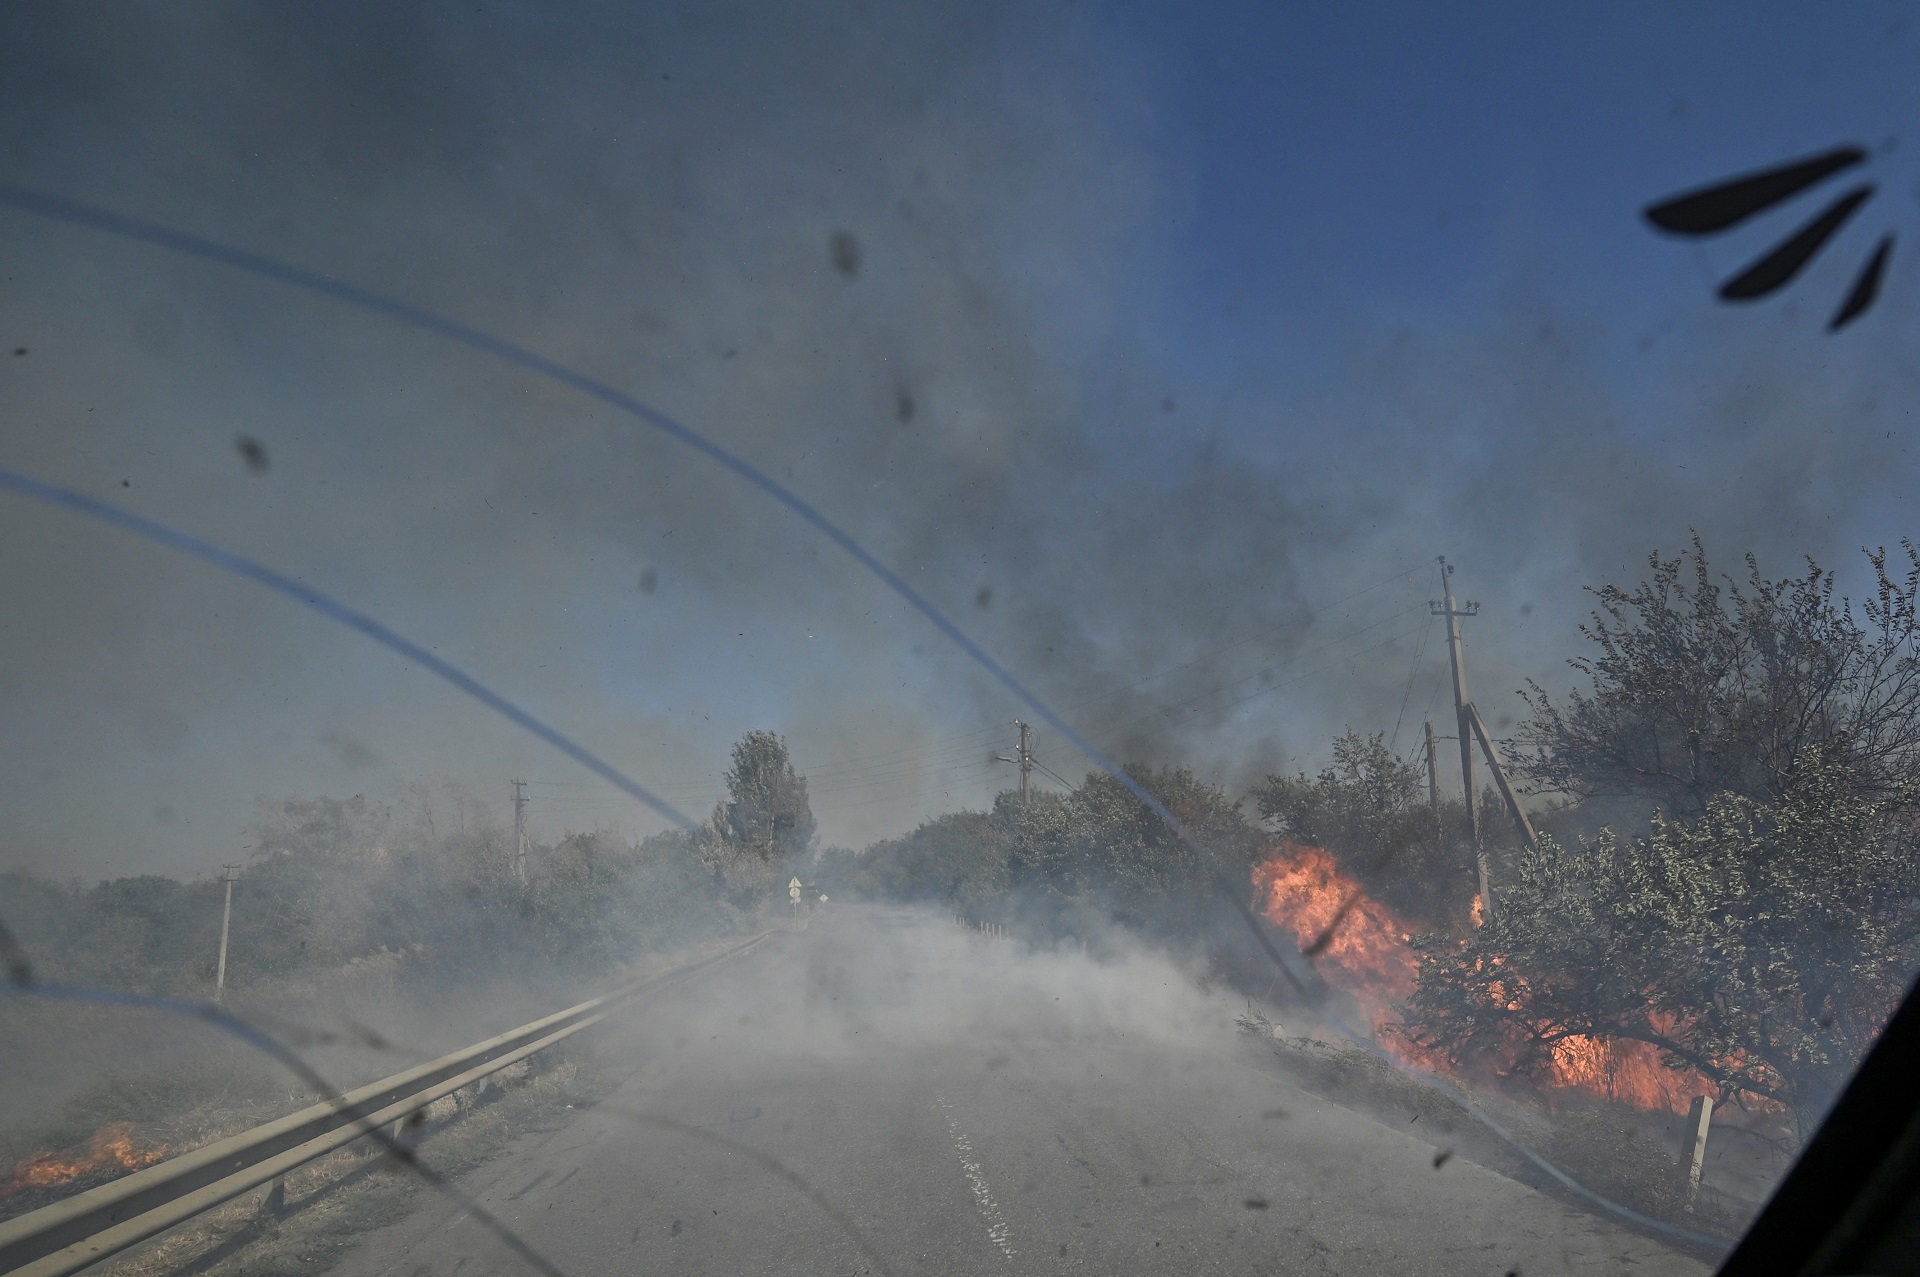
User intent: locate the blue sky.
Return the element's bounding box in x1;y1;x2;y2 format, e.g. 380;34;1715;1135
1150;2;1918;367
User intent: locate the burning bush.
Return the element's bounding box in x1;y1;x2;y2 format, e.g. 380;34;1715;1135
1254;840;1733;1115
1254;841;1418;1033
1253;731;1486;935
1401;758;1918;1126
1367;544;1920;1131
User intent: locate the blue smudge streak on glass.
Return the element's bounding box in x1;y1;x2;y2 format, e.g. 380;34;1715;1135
0;467;695;831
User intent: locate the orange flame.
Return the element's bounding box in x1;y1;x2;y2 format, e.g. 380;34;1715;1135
2;1123;168;1198
1253;842;1716;1114
1254;842;1418;1036
1547;1018;1719;1112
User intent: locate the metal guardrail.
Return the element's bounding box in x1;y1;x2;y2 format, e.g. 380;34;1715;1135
0;932;771;1277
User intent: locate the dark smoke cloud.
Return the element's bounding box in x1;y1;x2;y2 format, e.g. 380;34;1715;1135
0;1;1913;877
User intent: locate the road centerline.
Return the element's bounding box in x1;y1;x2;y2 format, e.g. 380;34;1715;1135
934;1095;1017;1262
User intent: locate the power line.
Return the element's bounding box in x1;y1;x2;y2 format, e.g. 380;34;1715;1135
1030;756;1077;790
801;606;1432;820
810;618;1429;819
543;569;1433;810
806;761;999;799
814;564;1430;782
819;762;1003;811
798;721;1009;779
802;733;1009;785
1075;606;1429;740
1073;621;1430;754
802;597;1432;795
827;749;1072;814
1389;611;1436;752
795;558;1435;779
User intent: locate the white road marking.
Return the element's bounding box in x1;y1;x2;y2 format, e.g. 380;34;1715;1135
935;1095;1016;1261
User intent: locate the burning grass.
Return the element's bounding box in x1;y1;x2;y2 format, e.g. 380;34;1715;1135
2;1123;169;1203
0;1065;291;1225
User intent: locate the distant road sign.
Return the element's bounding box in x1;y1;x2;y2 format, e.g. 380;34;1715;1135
789;877;802;902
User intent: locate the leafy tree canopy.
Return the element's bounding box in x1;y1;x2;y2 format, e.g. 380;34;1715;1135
1062;764;1260;913
845;764;1260;935
1405;753;1920;1121
713;730;816;863
1517;538;1920;819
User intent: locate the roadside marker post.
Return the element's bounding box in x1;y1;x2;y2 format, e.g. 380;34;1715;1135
1682;1095;1714;1211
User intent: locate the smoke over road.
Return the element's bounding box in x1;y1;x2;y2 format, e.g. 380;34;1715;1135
308;905;1714;1275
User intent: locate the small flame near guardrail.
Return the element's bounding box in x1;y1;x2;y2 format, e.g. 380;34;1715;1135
3;1123;169;1199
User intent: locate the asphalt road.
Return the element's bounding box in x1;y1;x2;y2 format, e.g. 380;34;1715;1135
333;906;1712;1277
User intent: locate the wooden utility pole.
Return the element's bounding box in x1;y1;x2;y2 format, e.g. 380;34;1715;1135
214;864;239;1004
1430;558;1541;920
997;722;1034;800
1433;558;1482;843
510;779;531;882
1423;721;1440;814
1434;559;1496;916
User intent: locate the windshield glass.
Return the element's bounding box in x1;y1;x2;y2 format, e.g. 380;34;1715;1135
3;5;1917;1275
